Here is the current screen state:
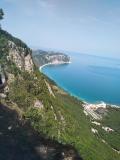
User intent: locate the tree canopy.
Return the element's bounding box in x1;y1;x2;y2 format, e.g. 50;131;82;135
0;9;4;20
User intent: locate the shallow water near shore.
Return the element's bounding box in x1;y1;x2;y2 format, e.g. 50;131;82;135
41;52;120;106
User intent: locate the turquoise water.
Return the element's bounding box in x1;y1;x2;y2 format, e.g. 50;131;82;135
42;53;120;105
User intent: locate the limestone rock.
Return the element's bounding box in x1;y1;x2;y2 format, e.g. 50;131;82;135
24;54;34;73
34;100;44;109
8;41;34;73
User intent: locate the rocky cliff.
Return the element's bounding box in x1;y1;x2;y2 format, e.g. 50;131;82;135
32;50;70;67
8;40;34;72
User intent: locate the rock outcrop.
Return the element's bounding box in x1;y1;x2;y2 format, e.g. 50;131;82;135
8;41;34;73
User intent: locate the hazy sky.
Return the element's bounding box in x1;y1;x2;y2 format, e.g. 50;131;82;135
0;0;120;58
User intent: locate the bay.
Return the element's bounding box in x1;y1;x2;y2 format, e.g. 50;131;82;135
41;52;120;105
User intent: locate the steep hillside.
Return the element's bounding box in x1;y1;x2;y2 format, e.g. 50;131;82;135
0;29;82;160
0;28;120;160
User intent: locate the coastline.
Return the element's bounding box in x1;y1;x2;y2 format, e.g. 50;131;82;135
39;62;120;108
39;61;71;71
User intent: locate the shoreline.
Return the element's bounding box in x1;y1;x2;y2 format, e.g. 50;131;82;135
39;62;120;108
39;61;71;71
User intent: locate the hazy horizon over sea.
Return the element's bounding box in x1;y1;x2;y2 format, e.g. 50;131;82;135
41;52;120;106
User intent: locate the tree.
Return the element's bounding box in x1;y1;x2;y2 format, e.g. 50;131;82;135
0;9;4;29
0;9;4;20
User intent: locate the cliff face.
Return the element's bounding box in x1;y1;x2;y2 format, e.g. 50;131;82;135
8;40;34;73
32;50;70;67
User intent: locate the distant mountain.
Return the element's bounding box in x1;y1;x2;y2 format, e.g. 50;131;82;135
32;50;70;67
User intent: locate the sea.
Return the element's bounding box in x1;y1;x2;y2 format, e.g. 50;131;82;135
41;52;120;106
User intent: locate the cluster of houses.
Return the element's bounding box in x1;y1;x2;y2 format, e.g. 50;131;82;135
84;102;106;110
83;102;106;120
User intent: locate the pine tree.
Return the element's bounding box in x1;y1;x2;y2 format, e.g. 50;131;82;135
0;9;4;20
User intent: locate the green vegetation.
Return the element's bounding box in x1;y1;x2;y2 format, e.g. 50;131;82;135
0;29;31;56
0;104;82;160
0;8;4;29
0;8;4;20
92;107;120;151
7;68;120;160
0;9;120;160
